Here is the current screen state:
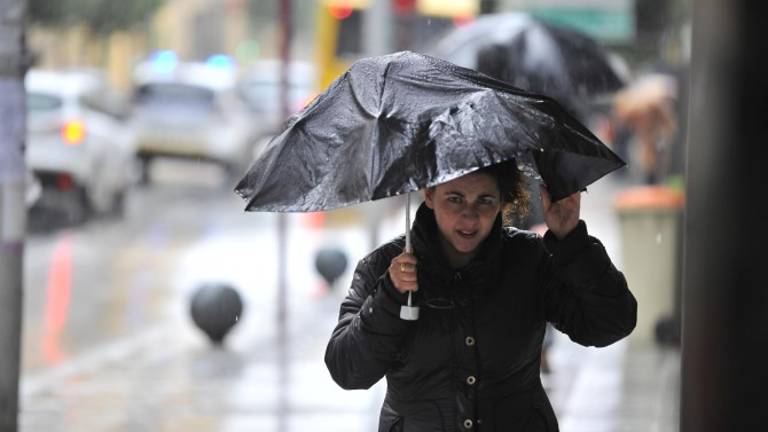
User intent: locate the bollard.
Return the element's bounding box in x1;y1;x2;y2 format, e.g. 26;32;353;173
314;247;348;289
189;283;244;345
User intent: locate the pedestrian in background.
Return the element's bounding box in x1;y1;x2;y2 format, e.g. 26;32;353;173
612;74;678;184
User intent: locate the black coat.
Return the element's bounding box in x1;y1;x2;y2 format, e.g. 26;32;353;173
325;203;637;432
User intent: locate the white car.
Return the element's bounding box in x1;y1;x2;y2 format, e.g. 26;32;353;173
26;69;137;223
130;59;262;183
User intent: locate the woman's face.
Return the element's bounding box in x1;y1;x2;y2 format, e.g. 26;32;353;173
424;172;501;265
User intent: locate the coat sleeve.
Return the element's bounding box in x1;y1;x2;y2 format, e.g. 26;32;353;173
540;220;637;347
325;241;413;390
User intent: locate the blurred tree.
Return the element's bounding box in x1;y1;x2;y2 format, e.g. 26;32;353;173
82;0;165;34
28;0;78;26
29;0;165;34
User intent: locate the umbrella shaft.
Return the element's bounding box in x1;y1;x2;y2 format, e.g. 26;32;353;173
405;193;412;253
405;193;415;309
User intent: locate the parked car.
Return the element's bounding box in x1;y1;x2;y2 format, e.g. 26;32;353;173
26;69;137;223
130;57;262;183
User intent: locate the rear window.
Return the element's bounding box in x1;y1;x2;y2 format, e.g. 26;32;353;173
27;93;63;112
239;81;314;110
79;90;131;120
134;84;215;108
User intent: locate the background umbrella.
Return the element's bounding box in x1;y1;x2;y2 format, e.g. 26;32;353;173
431;13;631;231
431;12;630;119
236;51;623;212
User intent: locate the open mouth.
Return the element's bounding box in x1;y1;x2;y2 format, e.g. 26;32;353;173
457;229;478;239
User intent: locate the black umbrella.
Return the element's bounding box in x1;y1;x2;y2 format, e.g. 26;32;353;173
236;51;624;321
431;13;629;118
235;51;623;212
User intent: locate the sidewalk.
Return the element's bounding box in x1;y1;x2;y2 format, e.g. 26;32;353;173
547;173;680;432
20;173;680;431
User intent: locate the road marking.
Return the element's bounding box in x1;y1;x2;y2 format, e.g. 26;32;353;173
41;235;72;364
21;323;179;397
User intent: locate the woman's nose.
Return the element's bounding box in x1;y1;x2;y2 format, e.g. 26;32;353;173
460;205;479;219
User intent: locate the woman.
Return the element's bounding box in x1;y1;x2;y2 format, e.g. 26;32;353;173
325;162;637;432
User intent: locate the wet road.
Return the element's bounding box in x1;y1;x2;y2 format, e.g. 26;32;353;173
19;162;678;431
21;160;394;430
23;160;254;375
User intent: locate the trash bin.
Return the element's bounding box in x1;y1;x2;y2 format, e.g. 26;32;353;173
615;186;684;345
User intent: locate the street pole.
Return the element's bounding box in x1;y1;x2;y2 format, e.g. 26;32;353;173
0;0;27;430
681;0;768;430
277;0;292;334
362;0;393;250
277;1;292;431
363;0;392;57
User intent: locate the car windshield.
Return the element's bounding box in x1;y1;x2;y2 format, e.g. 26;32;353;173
134;83;215;109
27;92;63;112
239;81;314;110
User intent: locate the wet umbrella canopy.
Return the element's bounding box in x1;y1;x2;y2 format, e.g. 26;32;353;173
432;13;628;118
235;51;624;212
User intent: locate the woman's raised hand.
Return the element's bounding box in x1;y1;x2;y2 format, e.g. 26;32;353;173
541;186;581;240
389;252;419;294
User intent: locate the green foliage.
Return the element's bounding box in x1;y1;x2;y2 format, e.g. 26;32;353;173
83;0;166;34
29;0;166;34
28;0;80;26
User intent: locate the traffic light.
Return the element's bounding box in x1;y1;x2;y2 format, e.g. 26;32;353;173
393;0;415;15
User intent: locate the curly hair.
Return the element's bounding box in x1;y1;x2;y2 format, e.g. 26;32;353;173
477;160;531;227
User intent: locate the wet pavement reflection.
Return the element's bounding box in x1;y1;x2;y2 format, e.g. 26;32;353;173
20;160;678;431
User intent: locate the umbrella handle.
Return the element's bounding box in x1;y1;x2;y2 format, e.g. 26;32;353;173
400;193;419;321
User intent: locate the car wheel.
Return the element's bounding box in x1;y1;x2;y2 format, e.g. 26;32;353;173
64;186;91;225
138;157;152;186
107;190;126;219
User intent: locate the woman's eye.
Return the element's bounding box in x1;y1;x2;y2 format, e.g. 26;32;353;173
447;196;462;204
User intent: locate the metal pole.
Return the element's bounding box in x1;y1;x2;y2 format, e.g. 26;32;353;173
362;0;393;251
0;0;27;430
277;0;292;339
681;0;768;429
363;0;393;57
277;1;292;431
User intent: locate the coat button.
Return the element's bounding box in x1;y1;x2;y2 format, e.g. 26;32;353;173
465;336;475;346
463;418;474;429
466;375;476;385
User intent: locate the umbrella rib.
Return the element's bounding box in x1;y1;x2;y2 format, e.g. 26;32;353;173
369;61;394;198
